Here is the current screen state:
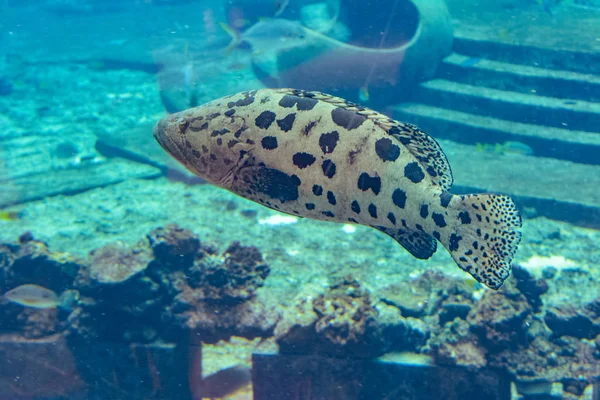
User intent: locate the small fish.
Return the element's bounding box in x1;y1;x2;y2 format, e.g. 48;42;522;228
4;284;60;309
0;210;21;221
476;141;534;156
154;89;522;289
220;18;309;54
3;285;79;310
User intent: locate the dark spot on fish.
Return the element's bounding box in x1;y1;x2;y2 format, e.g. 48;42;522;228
449;233;462;251
322;159;336;178
303;120;318;136
392;188;407;209
192;149;201;158
387;212;396;225
357;172;381;195
190;121;209;132
319;131;339;154
279;94;318;111
248;168;301;203
224;109;236;117
420;204;429;219
277;113;296;132
202;145;209;153
216;138;222;146
305;203;315;210
227;140;239;149
227;93;255;108
351;200;361;214
375;138;400;162
255;110;276;129
331;107;366;130
234;126;247;138
207;112;221;120
440;191;453;208
327;191;337;205
312;184;323;196
426;165;437;177
432;212;447;228
433;231;441;241
261;136;278;150
210;154;217;160
368;204;378;218
322;211;335;218
404;162;425;183
293;152;316;169
458;211;471;224
348;217;358;223
211;128;230;137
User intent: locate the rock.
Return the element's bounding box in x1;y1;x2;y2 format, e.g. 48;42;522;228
379;271;476;318
467;281;533;350
276;275;411;358
512;264;549;312
147;224;202;268
87;240;153;284
544;300;600;339
184;241;270;304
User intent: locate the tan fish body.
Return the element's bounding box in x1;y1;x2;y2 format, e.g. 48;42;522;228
154;89;522;289
4;284;59;309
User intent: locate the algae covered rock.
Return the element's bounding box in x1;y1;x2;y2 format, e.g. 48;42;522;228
276;275;426;358
71;224;273;343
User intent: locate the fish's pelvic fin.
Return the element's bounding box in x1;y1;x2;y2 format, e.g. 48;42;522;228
446;193;522;290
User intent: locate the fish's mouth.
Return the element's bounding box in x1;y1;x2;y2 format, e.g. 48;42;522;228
153;117;186;163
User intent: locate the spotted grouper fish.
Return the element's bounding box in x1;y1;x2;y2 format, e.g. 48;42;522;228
153;89;522;289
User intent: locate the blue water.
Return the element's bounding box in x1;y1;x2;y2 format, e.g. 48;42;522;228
0;0;599;399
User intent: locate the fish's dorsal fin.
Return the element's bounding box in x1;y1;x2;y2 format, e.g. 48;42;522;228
381;122;453;191
376;226;437;260
272;89;453;190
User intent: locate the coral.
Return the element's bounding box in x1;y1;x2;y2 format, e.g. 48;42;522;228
312;276;379;355
147;224;202;268
467;280;533;350
71;224;272;343
275;275;426;358
184;241;270;303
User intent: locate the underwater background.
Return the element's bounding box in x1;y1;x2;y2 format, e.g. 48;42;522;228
0;0;600;399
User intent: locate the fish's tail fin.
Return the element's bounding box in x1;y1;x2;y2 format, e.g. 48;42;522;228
445;193;522;290
219;22;241;54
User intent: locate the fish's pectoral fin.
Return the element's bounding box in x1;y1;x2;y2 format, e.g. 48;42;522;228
231;165;301;204
375;226;437;259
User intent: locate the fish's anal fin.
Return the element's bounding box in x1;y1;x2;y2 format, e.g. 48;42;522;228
376;226;437;260
446;193;522;290
231;165;302;205
384;122;453;191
